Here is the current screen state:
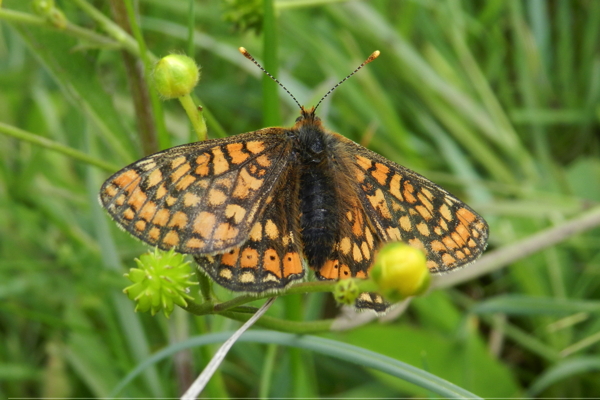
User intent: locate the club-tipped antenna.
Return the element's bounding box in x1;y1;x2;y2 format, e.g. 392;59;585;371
314;50;380;112
239;47;303;111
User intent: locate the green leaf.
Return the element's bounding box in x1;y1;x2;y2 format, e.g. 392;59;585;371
472;295;600;316
528;356;600;396
6;0;137;165
111;331;482;399
334;324;521;398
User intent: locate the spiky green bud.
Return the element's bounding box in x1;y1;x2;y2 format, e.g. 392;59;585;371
123;248;198;317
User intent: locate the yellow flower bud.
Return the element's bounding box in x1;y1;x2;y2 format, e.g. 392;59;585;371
370;242;430;302
153;54;200;99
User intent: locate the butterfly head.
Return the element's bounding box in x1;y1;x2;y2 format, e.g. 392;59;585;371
293;106;323;131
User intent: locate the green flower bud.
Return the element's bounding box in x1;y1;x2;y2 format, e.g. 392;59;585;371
370;242;430;302
333;278;360;306
123;248;198;317
32;0;54;15
48;8;67;29
32;0;67;29
153;54;200;99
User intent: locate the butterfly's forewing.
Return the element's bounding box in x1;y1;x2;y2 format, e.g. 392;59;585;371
194;164;305;291
334;133;489;273
99;129;294;255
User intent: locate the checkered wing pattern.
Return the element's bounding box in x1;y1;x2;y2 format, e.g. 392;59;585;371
335;134;489;273
99;129;293;255
194;166;305;291
314;197;381;280
314;196;387;311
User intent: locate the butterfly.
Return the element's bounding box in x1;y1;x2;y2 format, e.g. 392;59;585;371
99;49;488;311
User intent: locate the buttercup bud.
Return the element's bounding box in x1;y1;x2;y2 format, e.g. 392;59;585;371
370;242;430;302
123;248;198;317
32;0;54;15
153;54;200;99
32;0;67;29
333;278;360;306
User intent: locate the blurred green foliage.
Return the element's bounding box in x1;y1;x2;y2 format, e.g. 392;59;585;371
1;0;600;398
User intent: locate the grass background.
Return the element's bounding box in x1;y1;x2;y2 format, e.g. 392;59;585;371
1;0;600;398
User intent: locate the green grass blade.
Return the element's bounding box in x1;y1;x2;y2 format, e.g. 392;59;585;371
527;356;600;396
112;331;482;399
472;295;600;316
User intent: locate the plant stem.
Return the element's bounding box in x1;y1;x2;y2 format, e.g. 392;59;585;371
0;8;120;48
182;281;336;317
220;311;334;334
179;95;207;141
195;270;213;303
70;0;150;60
0;122;118;172
261;0;280;127
213;281;336;313
110;0;159;156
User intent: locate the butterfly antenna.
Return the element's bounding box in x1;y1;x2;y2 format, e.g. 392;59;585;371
314;50;380;112
239;47;303;111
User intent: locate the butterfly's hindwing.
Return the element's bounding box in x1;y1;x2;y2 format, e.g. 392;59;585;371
194;164;305;291
313;197;381;281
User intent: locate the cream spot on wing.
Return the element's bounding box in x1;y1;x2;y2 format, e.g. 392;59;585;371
416;222;430;236
340;237;351;255
361;241;370;260
386;227;402;241
184;192;200;207
440;204;452;221
219;268;233;279
212;147;229;175
265;219;279;239
240;271;256;283
233;168;263;199
364;229;373;249
352;243;363;262
367;189;392;219
225;204;247;224
170;160;191;182
208;188;227;206
193;211;216;238
166;195;177;206
168;211;188;229
147;169;163;188
399;215;411;231
249;222;262;241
